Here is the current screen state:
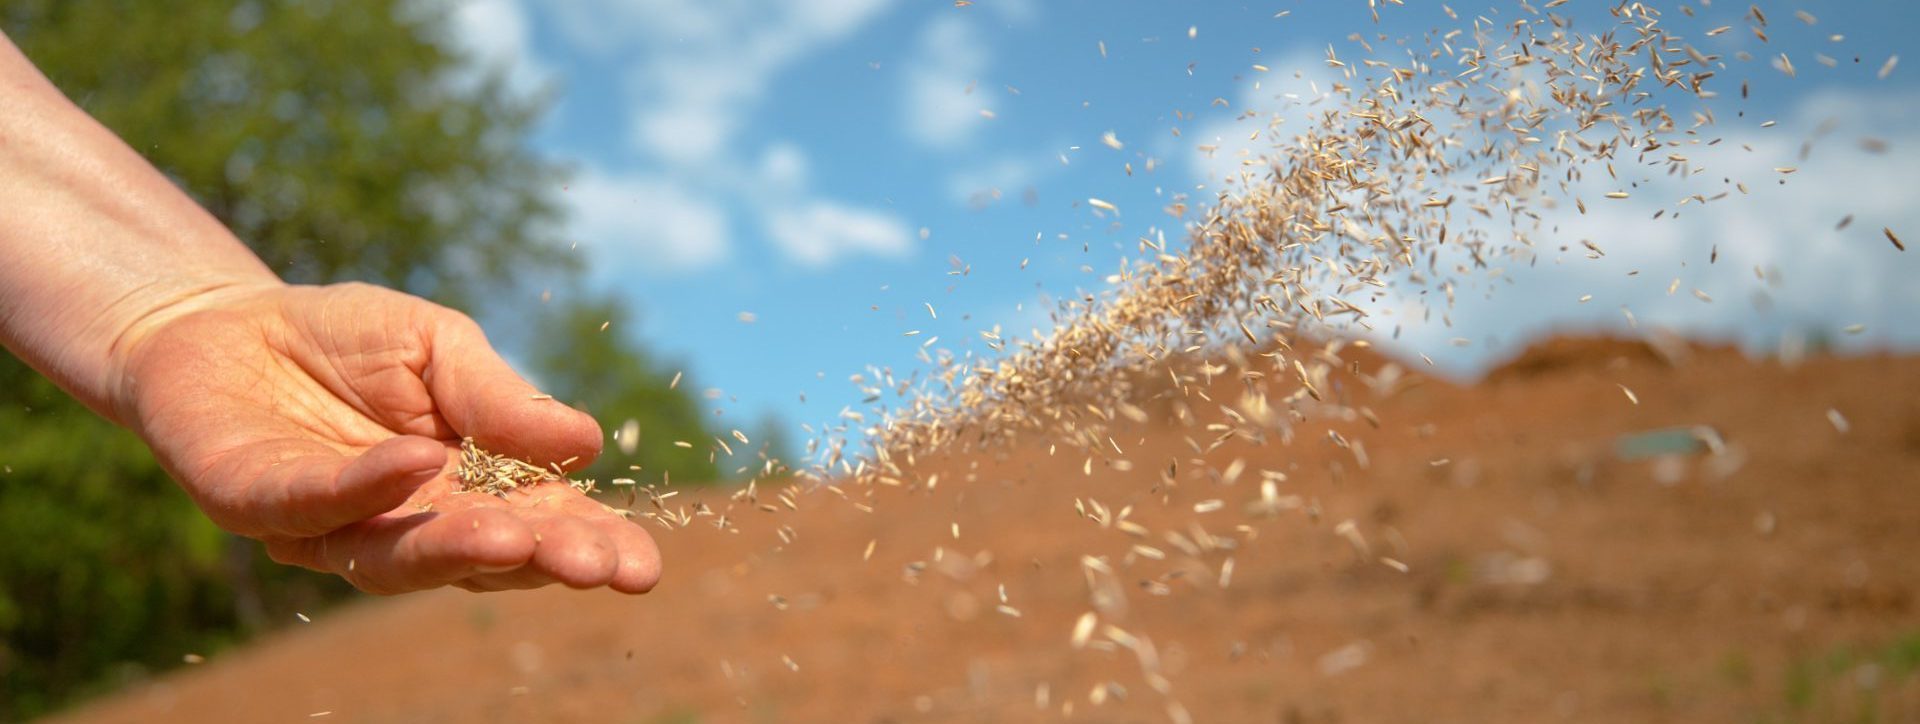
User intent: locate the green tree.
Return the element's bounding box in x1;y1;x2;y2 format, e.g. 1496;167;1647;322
0;365;345;716
0;0;596;717
531;297;722;487
2;0;572;304
739;412;799;480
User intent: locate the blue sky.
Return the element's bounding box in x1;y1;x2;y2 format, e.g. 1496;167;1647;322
448;0;1920;445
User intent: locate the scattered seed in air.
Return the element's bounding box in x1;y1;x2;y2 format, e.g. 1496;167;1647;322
468;3;1899;712
1827;408;1851;433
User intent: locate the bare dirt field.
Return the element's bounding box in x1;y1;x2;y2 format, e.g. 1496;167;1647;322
50;336;1920;723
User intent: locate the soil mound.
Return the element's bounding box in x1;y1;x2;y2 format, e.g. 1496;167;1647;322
51;336;1920;724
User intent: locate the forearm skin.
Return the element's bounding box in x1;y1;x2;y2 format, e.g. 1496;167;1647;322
0;32;281;423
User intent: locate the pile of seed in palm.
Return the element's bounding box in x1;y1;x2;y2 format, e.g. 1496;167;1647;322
453;437;597;497
603;2;1900;719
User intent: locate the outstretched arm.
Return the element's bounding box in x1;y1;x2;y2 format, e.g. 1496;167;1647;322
0;33;280;419
0;32;659;595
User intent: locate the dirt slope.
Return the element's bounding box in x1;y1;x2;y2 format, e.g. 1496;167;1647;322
49;337;1920;723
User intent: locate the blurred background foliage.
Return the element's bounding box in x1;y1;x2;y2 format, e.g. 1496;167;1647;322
532;297;796;487
535;297;720;486
0;0;731;717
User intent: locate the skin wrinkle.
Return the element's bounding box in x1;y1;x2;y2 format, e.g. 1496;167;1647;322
348;360;448;438
263;352;359;447
76;278;172;412
226;443;306;535
263;321;389;449
265;453;325;535
99;281;272;412
311;289;374;422
304;513;382;590
179;337;358;535
293;291;441;439
182;310;394;536
199;444;275;535
342;343;446;437
162;398;276;525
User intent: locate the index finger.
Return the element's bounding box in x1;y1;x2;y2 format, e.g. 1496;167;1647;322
420;314;602;469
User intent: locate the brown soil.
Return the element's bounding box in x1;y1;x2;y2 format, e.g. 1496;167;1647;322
48;336;1920;723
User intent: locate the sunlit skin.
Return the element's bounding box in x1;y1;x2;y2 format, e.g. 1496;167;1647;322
0;33;657;594
121;283;661;594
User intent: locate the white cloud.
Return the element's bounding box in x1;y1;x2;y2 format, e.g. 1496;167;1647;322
1182;50;1340;186
631;102;739;167
546;0;895;166
757;142;812;194
750;143;911;266
901;16;993;150
978;0;1039;25
529;0;916;270
1178;64;1920;372
790;0;895;37
444;1;919;270
945;153;1046;208
1358;88;1920;370
564;170;732;273
445;0;552;97
765;201;914;267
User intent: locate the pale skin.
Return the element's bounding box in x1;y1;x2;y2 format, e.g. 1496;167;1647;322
0;33;659;594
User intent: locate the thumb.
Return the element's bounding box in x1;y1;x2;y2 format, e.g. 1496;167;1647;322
198;435;447;539
422;315;602;469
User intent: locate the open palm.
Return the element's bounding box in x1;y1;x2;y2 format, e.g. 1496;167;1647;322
115;283;659;594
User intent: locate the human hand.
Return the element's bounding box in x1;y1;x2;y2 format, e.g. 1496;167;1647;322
110;282;660;595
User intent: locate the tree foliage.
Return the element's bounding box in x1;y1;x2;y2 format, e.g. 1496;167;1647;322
528;297;801;492
0;364;345;716
532;297;722;487
2;0;573;304
0;0;697;717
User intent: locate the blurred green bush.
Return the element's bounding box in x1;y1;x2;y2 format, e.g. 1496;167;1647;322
0;361;354;714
